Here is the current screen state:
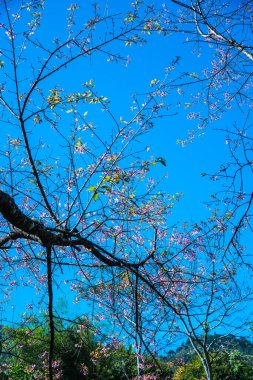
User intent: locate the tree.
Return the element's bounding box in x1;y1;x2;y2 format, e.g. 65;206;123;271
100;220;253;380
163;0;253;247
0;0;179;377
0;1;252;379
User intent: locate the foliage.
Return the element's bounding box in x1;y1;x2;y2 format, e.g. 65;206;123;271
167;334;253;363
2;322;81;377
0;319;175;379
89;342;137;379
172;356;206;380
172;351;253;380
2;322;253;379
0;364;37;380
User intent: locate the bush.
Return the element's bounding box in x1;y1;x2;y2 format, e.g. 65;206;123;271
173;351;253;380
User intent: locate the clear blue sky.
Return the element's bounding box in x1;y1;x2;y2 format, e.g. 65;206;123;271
30;0;229;223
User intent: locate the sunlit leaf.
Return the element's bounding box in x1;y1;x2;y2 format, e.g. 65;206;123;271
87;186;97;192
93;192;99;201
150;78;157;86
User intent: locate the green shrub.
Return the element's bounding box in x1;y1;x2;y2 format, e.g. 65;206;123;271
173;351;253;380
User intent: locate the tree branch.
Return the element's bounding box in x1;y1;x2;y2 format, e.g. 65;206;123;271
0;190;150;268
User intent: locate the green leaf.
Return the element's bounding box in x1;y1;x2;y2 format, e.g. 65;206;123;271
93;192;99;201
150;78;157;86
87;185;97;192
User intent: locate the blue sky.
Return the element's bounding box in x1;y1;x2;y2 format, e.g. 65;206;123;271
0;0;230;222
30;0;229;224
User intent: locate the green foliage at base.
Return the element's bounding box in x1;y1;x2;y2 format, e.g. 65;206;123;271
0;320;172;380
0;363;37;380
173;351;253;380
1;322;252;380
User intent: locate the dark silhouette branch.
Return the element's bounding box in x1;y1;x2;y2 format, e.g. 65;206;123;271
46;245;54;380
0;190;153;268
